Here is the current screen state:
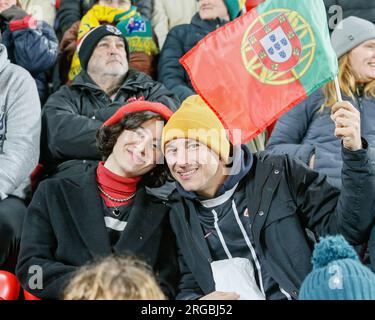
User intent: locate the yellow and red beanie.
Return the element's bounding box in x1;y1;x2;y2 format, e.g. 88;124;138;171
162;95;230;163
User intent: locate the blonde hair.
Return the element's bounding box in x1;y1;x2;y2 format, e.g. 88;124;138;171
322;53;375;110
63;255;166;300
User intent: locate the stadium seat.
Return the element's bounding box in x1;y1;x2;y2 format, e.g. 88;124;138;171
0;271;20;300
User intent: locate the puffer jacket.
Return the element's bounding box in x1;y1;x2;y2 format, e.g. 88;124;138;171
41;69;179;176
267;89;375;188
0;12;58;103
158;13;228;102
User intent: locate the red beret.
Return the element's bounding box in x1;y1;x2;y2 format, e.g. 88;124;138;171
102;101;174;127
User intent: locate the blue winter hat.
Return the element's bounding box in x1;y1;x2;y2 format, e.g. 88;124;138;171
299;235;375;300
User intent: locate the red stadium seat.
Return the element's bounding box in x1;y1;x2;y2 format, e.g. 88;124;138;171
0;271;20;300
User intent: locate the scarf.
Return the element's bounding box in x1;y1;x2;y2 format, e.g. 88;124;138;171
69;4;158;81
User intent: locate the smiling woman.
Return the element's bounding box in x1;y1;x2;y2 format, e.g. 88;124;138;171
267;16;375;273
268;16;375;188
16;101;180;300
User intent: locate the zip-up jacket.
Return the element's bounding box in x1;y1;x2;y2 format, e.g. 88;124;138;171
168;146;375;300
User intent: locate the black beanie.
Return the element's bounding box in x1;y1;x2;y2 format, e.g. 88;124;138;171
78;25;130;70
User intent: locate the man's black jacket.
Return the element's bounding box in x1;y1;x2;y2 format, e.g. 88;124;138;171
168;148;375;300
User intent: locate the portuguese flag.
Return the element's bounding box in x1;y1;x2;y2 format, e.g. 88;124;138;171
181;0;338;144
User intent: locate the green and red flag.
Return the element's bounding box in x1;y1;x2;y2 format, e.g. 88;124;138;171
180;0;338;144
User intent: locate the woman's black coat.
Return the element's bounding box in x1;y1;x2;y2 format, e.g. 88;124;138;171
16;167;179;299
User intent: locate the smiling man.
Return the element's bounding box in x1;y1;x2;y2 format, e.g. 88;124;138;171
41;25;179;179
162;95;375;300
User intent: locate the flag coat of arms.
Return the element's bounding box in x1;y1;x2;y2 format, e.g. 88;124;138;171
180;0;338;144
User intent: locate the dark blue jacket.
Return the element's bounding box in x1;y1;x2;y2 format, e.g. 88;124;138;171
267;89;375;188
158;13;227;102
168;148;375;300
1;19;58;102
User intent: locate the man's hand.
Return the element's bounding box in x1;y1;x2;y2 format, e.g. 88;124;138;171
331;101;362;151
199;291;240;300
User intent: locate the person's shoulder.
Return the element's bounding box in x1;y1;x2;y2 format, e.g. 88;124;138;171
124;69;161;87
167;22;193;37
2;62;33;83
38;170;94;191
254;151;289;165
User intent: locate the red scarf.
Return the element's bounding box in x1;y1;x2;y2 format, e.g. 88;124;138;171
96;162;141;207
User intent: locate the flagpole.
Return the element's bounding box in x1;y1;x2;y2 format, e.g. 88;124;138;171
334;75;343;102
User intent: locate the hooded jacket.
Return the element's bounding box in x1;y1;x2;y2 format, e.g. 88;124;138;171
0;7;58;103
0;44;41;200
267;89;375;188
168;145;375;300
41;68;179;177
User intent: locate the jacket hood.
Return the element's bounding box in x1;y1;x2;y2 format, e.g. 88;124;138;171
175;144;253;201
0;44;9;73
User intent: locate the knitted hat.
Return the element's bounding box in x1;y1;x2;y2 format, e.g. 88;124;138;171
162;95;230;163
78;24;130;70
331;16;375;58
224;0;246;21
102;101;173;127
299;235;375;300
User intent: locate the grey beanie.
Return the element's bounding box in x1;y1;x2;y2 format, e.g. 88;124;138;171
331;16;375;58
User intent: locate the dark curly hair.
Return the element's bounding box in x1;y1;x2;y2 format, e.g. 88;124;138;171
96;111;171;188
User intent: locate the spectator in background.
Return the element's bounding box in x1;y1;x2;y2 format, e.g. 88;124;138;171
0;0;58;103
56;0;153;39
64;255;166;300
17;102;179;300
41;25;178;180
58;0;158;86
267;17;375;190
0;42;41;273
158;0;245;103
267;16;375;274
18;0;57;27
151;0;198;49
299;236;375;300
